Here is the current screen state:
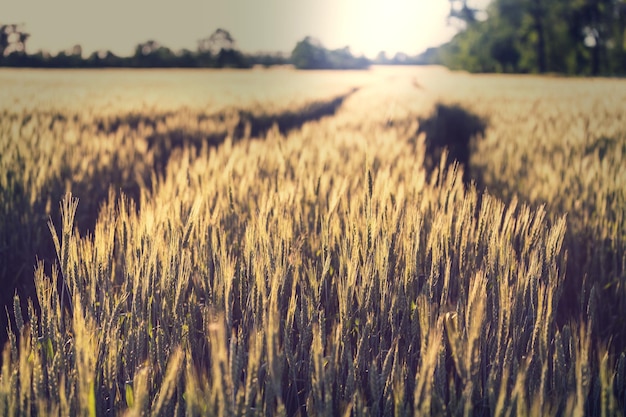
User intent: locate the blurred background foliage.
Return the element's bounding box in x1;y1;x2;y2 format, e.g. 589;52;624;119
439;0;626;75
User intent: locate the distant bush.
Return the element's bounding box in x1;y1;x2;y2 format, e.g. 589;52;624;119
291;37;369;70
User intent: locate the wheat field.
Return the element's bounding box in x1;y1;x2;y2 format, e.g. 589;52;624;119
0;66;625;416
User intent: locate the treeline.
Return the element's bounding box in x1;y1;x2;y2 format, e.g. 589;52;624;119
0;46;291;69
290;38;439;69
0;27;289;69
438;0;626;75
0;26;372;70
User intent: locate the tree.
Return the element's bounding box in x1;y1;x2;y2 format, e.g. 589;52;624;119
196;29;251;68
176;49;197;68
447;0;481;26
216;48;250;68
291;37;328;69
0;24;29;57
569;0;625;75
48;44;85;67
439;0;626;75
86;50;125;68
198;28;236;55
135;39;160;56
375;51;390;64
133;40;176;67
291;37;369;70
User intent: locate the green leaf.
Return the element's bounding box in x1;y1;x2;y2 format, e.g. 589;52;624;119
45;338;54;361
89;381;97;417
125;382;134;408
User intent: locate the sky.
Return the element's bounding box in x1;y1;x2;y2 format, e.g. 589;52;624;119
3;0;488;58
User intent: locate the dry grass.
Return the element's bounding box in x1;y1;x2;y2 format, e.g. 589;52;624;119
0;66;624;416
